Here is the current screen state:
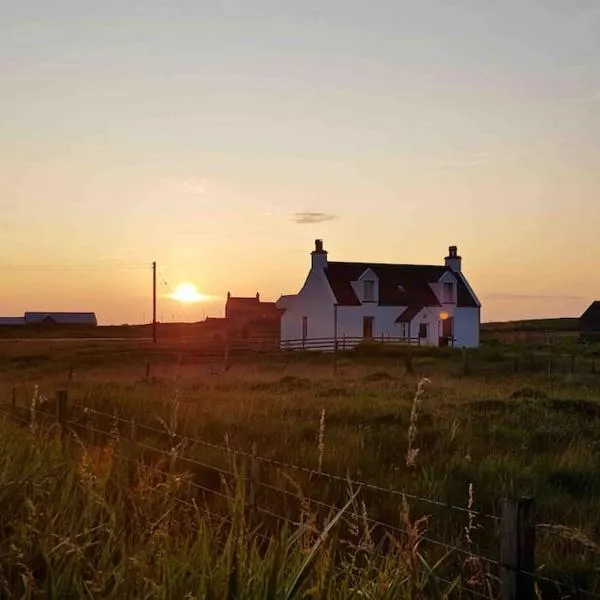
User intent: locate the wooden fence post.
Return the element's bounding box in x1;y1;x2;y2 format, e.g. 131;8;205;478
501;497;535;600
56;389;68;439
248;442;259;513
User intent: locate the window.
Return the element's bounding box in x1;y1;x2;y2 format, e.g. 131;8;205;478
419;323;428;339
363;316;374;339
443;283;454;303
364;280;375;302
302;317;308;340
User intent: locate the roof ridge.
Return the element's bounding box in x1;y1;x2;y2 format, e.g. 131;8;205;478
327;260;446;269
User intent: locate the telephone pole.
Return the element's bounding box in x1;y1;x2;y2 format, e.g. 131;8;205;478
152;261;157;343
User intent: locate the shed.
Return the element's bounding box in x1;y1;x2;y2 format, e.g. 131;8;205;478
579;301;600;341
24;312;98;326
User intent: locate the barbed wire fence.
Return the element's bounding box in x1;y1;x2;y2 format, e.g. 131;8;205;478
1;388;599;600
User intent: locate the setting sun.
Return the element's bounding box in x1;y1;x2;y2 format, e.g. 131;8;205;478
170;283;205;303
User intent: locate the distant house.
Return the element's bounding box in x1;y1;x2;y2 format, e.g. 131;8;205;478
24;312;98;327
225;292;281;338
276;240;481;349
579;302;600;341
0;317;26;327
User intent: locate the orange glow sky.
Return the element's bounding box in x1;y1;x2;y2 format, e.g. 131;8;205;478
1;1;599;324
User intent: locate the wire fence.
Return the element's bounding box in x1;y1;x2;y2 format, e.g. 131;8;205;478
1;389;599;600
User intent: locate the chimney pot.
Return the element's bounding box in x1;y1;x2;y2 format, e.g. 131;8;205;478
315;239;324;253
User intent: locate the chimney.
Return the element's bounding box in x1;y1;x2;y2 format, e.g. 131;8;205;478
444;245;462;272
311;239;328;270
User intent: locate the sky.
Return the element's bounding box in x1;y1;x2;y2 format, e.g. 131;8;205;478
1;0;599;324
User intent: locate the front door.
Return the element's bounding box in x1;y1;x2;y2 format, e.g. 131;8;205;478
363;316;374;339
442;317;453;338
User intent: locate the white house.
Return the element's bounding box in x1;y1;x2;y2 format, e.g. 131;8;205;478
276;240;481;349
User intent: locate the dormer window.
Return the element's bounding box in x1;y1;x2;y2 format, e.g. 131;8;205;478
443;282;454;303
364;280;375;302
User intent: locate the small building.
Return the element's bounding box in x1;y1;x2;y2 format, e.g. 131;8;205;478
276;240;481;349
579;301;600;341
225;292;281;339
0;317;26;327
24;312;98;327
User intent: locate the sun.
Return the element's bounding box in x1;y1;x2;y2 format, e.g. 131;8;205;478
170;283;205;303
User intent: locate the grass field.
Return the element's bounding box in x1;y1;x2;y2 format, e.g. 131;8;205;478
1;334;599;598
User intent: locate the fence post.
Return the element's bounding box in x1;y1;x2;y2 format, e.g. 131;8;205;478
56;389;68;439
68;364;74;382
145;362;151;379
501;497;535;600
249;442;259;513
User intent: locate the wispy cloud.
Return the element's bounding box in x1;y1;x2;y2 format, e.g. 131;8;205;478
441;152;490;169
567;90;600;105
292;212;337;224
180;177;210;195
485;293;588;302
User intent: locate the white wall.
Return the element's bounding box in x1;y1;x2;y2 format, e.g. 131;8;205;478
336;305;407;347
453;306;480;348
279;267;337;347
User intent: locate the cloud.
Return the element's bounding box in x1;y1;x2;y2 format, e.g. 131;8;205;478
180;177;210;195
485;293;588;302
569;91;600;104
441;152;490;169
292;212;337;224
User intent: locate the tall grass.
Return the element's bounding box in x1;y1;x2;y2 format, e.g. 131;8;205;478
0;418;461;599
3;344;600;595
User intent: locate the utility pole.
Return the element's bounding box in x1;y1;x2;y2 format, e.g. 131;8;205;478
152;261;157;343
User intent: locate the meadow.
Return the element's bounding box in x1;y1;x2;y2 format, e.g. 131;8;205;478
0;328;599;599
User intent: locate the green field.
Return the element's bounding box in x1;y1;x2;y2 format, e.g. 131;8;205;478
0;333;599;598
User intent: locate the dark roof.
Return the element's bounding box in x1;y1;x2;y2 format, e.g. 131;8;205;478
24;312;98;325
227;297;260;306
324;261;478;308
580;301;600;321
0;317;25;326
395;306;424;323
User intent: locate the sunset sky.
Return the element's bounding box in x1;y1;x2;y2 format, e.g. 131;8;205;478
1;0;599;324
